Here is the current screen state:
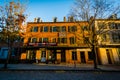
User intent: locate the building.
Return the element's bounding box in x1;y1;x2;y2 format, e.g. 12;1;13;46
95;19;120;64
19;17;120;65
20;17;95;64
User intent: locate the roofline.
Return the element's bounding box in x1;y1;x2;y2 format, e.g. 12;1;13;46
95;19;120;21
27;21;88;24
27;19;120;24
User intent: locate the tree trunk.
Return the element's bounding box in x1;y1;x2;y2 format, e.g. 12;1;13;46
3;43;11;69
92;45;97;69
4;49;10;69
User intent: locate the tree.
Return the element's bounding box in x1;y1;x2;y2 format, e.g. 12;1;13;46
0;0;27;68
69;0;120;69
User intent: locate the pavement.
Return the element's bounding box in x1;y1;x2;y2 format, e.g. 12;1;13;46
0;63;120;72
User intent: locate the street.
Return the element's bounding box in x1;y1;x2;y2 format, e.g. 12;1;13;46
0;71;120;80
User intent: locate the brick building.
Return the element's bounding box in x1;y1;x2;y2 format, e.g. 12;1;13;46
19;18;120;65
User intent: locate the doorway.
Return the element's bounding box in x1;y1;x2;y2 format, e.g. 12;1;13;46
61;50;66;62
80;51;86;63
106;49;113;64
27;50;36;63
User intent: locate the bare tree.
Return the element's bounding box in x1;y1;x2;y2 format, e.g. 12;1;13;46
0;0;28;68
69;0;120;69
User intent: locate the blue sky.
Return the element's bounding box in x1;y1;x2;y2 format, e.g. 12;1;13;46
27;0;74;22
0;0;120;22
0;0;74;22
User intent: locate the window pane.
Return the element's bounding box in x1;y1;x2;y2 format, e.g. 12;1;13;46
58;38;60;44
32;38;37;43
109;22;115;29
57;26;60;32
52;38;56;43
70;37;75;44
61;38;67;43
68;26;77;32
68;26;70;32
39;38;42;43
98;22;107;29
71;26;77;32
33;27;38;32
61;26;66;32
72;51;77;60
44;26;48;32
43;38;48;42
53;26;57;32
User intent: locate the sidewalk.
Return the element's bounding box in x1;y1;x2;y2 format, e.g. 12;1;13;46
0;63;120;72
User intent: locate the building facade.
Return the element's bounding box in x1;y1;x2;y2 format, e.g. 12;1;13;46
95;19;120;64
20;18;120;65
20;20;95;64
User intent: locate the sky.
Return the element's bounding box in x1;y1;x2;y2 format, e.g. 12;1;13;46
27;0;74;22
0;0;120;22
0;0;74;22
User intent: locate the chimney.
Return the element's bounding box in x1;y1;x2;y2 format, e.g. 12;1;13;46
70;16;74;22
63;17;66;22
37;17;40;22
34;18;37;22
68;17;70;22
108;14;117;19
53;17;57;22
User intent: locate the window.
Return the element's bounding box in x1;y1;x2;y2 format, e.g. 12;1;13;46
108;22;118;29
52;38;56;43
27;50;36;60
117;23;120;29
69;37;76;44
39;38;42;43
58;38;67;44
57;26;60;32
61;38;67;43
72;51;77;60
43;26;48;32
43;38;48;43
58;38;60;44
41;51;46;57
88;52;93;60
39;38;49;43
98;22;107;29
31;26;38;32
68;26;77;32
32;38;37;43
115;23;118;29
61;26;66;32
53;26;57;32
111;32;120;43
